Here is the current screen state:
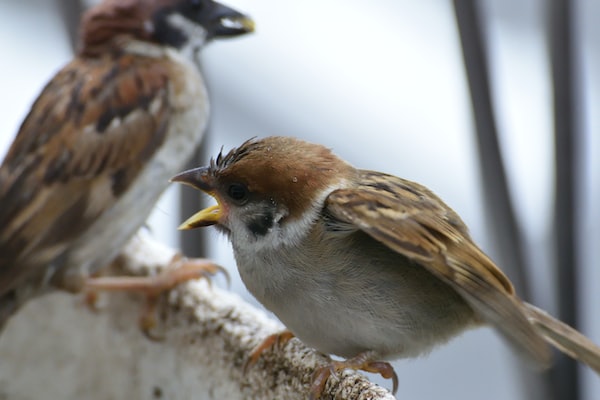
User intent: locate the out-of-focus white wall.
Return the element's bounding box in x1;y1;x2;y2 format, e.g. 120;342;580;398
0;0;597;399
0;1;71;154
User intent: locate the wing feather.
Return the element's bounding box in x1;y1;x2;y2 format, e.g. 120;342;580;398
0;53;172;294
325;170;552;366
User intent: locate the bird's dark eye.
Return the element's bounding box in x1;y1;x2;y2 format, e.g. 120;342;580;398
227;183;248;203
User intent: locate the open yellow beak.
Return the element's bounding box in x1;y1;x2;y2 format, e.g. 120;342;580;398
178;203;221;230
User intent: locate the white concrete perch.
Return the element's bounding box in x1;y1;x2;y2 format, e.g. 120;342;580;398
0;233;395;400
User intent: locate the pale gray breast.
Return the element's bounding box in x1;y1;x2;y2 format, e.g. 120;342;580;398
234;227;477;359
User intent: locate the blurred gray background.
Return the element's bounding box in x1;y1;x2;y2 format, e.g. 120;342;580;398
0;0;598;399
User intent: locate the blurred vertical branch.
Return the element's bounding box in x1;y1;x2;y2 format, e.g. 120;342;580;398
179;60;214;258
179;130;210;258
57;0;85;53
548;0;580;399
451;0;530;299
451;0;553;399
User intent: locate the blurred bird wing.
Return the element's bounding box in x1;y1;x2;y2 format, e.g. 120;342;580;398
0;54;173;294
325;170;552;366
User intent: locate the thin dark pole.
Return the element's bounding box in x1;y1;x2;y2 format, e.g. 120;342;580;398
451;1;552;399
451;0;530;301
549;0;580;398
58;0;85;53
179;130;210;258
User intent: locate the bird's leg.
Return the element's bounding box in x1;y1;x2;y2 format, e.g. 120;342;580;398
310;350;398;400
243;330;295;372
84;253;227;339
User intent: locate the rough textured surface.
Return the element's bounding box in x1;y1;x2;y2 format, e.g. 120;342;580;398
0;233;394;400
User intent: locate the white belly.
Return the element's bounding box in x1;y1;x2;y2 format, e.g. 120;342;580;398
234;231;476;359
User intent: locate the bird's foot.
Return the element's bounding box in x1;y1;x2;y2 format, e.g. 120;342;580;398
243;330;295;373
310;351;398;400
84;253;227;339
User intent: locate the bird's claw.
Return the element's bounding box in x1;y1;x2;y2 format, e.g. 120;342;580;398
309;352;398;400
243;330;295;373
84;254;226;339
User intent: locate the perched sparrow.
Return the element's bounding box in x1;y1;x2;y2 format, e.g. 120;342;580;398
0;0;253;330
174;136;600;398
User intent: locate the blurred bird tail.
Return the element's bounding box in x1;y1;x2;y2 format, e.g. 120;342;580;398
524;302;600;375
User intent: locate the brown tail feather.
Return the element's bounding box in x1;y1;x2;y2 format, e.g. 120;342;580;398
524;303;600;374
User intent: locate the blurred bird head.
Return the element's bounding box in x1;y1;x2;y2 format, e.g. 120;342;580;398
80;0;254;56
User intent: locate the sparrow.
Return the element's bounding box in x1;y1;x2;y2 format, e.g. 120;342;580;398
173;136;600;399
0;0;253;331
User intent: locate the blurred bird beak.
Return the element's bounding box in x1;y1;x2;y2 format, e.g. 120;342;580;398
208;1;255;38
171;167;222;229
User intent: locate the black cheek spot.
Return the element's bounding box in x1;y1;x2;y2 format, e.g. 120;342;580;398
152;11;189;48
247;213;274;237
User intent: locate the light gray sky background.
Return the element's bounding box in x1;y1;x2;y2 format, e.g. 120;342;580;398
0;1;598;399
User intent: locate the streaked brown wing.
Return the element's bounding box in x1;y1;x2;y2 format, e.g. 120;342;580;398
0;53;172;295
325;169;551;366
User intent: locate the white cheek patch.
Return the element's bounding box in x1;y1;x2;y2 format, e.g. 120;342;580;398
238;182;349;252
274;182;349;247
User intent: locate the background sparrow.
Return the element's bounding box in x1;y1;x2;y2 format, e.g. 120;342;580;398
174;136;600;398
0;0;253;330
